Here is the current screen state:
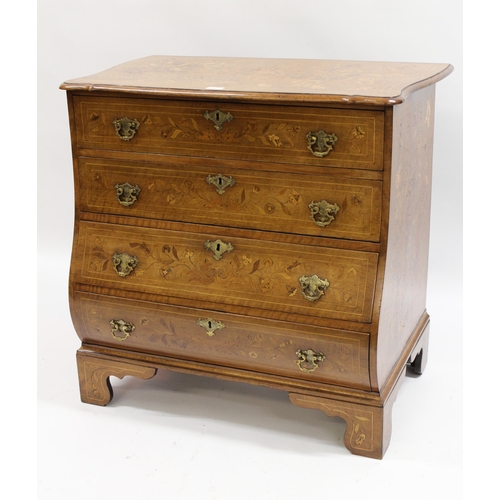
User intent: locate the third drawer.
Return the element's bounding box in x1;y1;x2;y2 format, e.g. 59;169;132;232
74;221;378;324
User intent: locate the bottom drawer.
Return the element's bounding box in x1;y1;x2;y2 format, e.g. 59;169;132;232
72;291;371;390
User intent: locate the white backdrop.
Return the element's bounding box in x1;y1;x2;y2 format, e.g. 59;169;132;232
37;1;463;498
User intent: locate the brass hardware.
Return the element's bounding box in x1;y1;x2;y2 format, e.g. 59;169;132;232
110;319;135;341
115;182;141;206
197;318;225;337
112;252;139;277
306;130;338;157
204;239;234;260
204;109;233;130
296;348;325;373
309;199;340;227
206;173;236;194
113;117;140;141
299;274;330;302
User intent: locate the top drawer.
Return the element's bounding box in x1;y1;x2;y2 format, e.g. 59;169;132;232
73;96;384;170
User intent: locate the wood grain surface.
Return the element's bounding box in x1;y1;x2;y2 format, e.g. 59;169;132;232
79;157;382;241
61;55;453;105
373;86;436;389
73;291;371;390
74;221;379;323
63;56;453;458
74;96;384;169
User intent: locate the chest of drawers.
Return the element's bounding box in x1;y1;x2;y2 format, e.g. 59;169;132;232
61;56;452;459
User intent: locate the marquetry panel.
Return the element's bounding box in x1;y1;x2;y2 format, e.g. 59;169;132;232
73;292;371;389
74;96;384;170
75;221;378;323
79;158;383;241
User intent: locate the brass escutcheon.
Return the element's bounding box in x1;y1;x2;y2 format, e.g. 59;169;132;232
309;199;340;227
112;252;139;277
113;117;140;141
197;318;225;337
204;239;234;260
110;319;135;341
306;130;338;157
296;348;326;373
115;182;141;206
206;173;236;194
299;274;330;302
204;109;233;130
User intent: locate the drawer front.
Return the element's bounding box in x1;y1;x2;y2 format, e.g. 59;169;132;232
75;221;378;323
73;292;371;390
80;158;383;242
74;96;384;170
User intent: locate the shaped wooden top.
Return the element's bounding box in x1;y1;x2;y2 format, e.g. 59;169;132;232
60;55;453;106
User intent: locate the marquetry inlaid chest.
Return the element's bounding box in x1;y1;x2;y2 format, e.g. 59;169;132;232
61;56;452;458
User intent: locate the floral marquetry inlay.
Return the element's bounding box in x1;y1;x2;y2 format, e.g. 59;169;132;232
77;293;369;388
75;97;385;170
161;115;301;149
82;160;383;242
79;222;378;323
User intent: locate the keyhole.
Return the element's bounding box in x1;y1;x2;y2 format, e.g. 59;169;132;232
215;112;220;122
216;243;220;252
208;320;212;329
218;177;222;185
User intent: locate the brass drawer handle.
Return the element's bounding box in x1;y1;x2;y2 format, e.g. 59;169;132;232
306;130;338;157
299;274;330;302
115;182;141;206
197;318;225;337
204;239;234;260
296;348;325;373
110;319;135;341
206;173;236;194
113;117;140;141
113;252;138;277
204;109;233;130
309;199;340;227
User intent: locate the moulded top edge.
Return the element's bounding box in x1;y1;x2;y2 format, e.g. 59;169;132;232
60;55;454;106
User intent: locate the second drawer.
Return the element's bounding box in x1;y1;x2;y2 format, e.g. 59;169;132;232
79;157;382;242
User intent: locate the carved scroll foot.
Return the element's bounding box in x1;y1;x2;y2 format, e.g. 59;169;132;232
408;321;430;375
76;349;157;406
289;393;396;459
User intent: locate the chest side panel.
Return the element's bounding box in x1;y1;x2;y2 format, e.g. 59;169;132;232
375;86;436;389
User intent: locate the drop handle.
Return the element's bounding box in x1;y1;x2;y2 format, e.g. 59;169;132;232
115;182;141;206
306;130;338;157
112;252;139;277
113;117;140;141
309;200;340;227
296;348;325;373
110;319;135;341
299;274;330;302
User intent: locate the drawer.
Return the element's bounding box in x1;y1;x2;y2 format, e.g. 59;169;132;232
75;221;378;323
73;96;384;170
79;158;383;242
72;291;371;390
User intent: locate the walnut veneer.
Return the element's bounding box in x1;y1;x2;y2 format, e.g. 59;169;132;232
61;56;452;458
